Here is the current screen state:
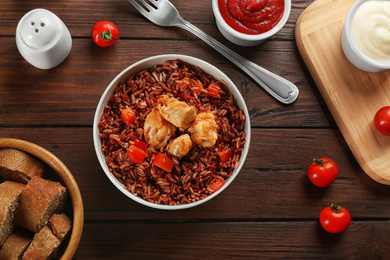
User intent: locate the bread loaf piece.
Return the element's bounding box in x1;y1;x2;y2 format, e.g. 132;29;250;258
0;149;44;184
0;229;33;260
0;181;26;246
22;226;61;260
21;214;72;260
16;176;67;233
48;213;72;240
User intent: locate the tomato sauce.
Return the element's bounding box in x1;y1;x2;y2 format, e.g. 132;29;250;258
218;0;285;35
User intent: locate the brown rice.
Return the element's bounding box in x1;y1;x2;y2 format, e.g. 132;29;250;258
98;59;246;206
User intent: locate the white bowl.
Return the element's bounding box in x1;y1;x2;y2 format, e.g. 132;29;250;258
212;0;291;46
93;54;251;210
341;0;390;72
15;9;72;70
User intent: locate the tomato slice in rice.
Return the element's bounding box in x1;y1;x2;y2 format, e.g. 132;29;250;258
128;145;146;164
208;178;225;193
206;82;222;98
134;139;148;151
153;153;175;172
191;79;204;95
218;148;232;162
121;108;136;124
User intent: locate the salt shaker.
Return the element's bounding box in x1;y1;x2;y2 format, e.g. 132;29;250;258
15;9;72;69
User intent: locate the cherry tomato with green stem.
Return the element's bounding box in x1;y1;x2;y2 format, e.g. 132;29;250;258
319;204;351;233
374;106;390;136
307;158;338;187
91;21;119;47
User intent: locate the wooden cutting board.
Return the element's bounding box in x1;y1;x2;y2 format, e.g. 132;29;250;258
296;0;390;185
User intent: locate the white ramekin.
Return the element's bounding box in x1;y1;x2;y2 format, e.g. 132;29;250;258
341;0;390;73
212;0;291;46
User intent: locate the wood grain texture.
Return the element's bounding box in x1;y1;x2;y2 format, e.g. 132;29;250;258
296;0;390;184
76;221;390;259
1;0;390;258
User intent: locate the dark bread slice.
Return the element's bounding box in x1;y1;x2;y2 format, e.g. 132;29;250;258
0;149;44;184
21;213;72;260
48;213;72;241
22;226;61;260
0;181;26;246
0;229;33;260
16;176;67;233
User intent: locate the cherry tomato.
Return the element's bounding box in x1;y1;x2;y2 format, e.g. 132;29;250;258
307;158;338;187
91;21;119;47
319;204;351;233
374;106;390;136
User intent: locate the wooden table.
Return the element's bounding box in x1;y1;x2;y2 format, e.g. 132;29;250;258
1;0;389;258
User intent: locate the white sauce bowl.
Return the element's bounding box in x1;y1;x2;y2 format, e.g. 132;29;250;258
341;0;390;72
212;0;291;46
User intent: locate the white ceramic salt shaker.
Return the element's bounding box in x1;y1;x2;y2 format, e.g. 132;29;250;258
16;9;72;69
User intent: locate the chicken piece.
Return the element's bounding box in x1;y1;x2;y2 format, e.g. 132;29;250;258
168;134;193;159
144;108;176;149
188;112;218;148
159;95;196;131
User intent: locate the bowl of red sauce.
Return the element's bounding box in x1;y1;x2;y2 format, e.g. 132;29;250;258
212;0;291;46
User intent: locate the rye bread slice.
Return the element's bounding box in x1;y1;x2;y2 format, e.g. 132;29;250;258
22;226;61;260
15;176;67;233
0;149;44;184
0;229;33;260
0;181;26;246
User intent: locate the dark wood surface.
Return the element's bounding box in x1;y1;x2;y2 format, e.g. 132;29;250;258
1;0;389;258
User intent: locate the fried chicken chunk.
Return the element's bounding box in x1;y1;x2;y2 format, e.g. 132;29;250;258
159;95;196;131
188;112;218;148
144;108;176;149
168;134;193;159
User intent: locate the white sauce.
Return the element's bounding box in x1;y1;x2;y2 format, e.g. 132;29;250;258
352;0;390;61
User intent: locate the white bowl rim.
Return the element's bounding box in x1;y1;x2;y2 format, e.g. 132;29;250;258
344;0;390;69
212;0;291;41
93;54;251;210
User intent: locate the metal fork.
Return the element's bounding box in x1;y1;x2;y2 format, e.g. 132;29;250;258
128;0;299;104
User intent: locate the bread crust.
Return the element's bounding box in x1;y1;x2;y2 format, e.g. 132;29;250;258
16;176;67;233
0;229;33;260
48;213;72;240
0;181;26;246
0;149;44;184
22;226;61;260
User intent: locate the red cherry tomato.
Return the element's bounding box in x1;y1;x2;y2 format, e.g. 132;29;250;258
374;106;390;136
319;204;351;233
91;21;119;47
307;158;338;187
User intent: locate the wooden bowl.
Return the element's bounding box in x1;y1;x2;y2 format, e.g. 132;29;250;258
0;138;84;260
